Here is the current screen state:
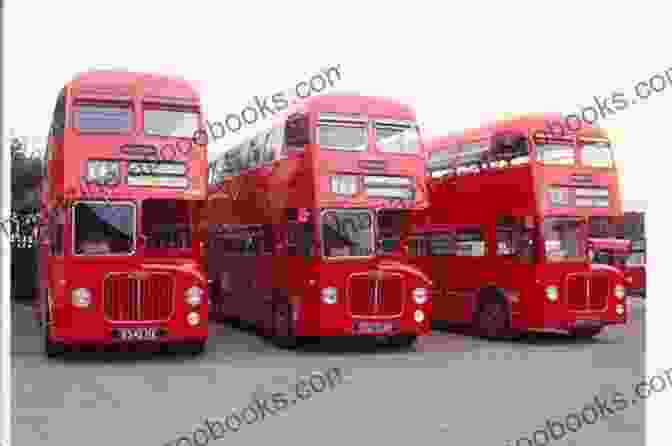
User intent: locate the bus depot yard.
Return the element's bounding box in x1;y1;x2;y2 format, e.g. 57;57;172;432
8;70;647;445
11;297;645;445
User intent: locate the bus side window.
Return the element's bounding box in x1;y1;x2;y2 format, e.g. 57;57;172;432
491;133;530;167
287;222;314;257
229;151;242;175
455;141;488;175
496;217;535;262
285;113;310;151
248;138;261;168
271;126;285;160
243;228;262;256
49;211;63;255
409;237;429;256
262;132;274;163
454;227;486;256
429;233;456;256
262;224;274;255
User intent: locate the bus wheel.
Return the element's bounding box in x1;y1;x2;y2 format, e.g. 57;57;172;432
570;327;602;339
43;318;64;357
272;303;298;349
475;299;510;339
182;341;206;355
389;335;417;349
44;336;65;357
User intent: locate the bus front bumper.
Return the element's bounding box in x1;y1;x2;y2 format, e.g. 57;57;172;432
510;301;628;333
296;306;432;337
49;308;208;346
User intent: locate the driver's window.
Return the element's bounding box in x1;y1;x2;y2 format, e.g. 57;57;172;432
322;212;373;257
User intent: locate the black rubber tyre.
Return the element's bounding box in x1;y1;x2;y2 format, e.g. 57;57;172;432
570;327;603;339
389;335;418;348
182;341;207;355
272;303;299;349
43;311;65;358
475;298;511;339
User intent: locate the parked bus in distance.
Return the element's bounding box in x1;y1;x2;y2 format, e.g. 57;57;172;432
589;213;646;297
625;239;646;297
412;113;627;339
588;238;631;270
205;94;432;348
36;70;209;356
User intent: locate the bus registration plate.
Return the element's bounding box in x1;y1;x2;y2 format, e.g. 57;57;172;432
355;321;394;334
117;327;160;341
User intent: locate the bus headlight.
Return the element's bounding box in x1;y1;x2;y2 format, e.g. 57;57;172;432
414;309;425;323
616;304;625;315
186;312;200;326
614;284;626;300
185;286;204;306
321;287;338;304
330;175;358;195
412;288;428;304
71;288;92;308
545;285;559;302
86;160;121;185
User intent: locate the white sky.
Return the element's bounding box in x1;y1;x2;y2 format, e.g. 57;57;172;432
3;1;667;210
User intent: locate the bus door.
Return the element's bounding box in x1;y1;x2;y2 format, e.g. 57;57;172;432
436;225;489;324
42;208;66;325
490;217;537;320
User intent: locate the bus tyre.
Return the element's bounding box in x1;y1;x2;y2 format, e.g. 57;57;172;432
43;323;64;357
570;327;602;339
183;341;206;355
44;334;65;357
272;303;298;349
42;304;64;357
475;298;511;339
390;335;417;348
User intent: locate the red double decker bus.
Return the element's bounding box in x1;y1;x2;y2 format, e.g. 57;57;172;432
588;238;630;268
589;212;647;297
205;94;432;348
625;239;646;297
36;70;209;355
411;114;627;338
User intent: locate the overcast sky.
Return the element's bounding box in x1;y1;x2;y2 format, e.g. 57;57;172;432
4;1;667;210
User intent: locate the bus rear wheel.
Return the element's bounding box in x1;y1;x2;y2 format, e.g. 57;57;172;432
272;303;298;349
475;299;511;339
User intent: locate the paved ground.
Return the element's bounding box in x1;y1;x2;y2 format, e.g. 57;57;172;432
12;299;645;446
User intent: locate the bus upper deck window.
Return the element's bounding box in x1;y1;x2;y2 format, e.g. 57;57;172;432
375;120;420;154
316;113;367;151
75;103;133;134
491;133;530;166
144;107;199;138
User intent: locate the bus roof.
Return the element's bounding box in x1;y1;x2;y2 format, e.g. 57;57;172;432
299;94;417;120
424;112;608;153
212;94;418;162
67;70;201;104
